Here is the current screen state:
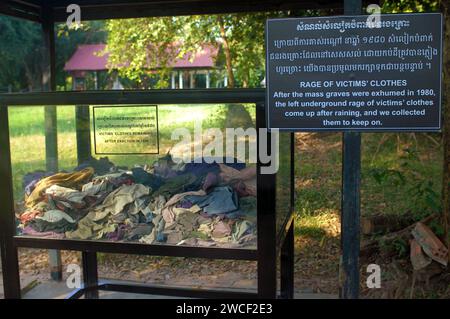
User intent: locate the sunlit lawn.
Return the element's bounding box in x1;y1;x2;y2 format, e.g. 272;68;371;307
8;104;233;200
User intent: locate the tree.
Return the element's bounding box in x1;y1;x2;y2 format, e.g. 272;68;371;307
105;12;287;88
0;16;44;91
55;21;106;90
381;0;438;13
0;16;105;92
381;0;448;260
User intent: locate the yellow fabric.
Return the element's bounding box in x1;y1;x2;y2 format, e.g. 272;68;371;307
25;168;94;208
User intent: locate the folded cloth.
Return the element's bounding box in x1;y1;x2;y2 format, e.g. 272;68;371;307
212;220;232;238
124;223;154;241
89;184;150;222
184;186;239;217
238;196;257;222
149;195;166;215
28;218;76;233
26;168;94;208
232;220;255;242
153;173;197;199
82;179;114;196
65;213;116;240
127;196;152;216
139;214;166;244
91;172;134;188
163;211;201;244
21;226;65;239
45;185;87;204
161;190;206;225
19;210;43;224
131;167;164;191
106;224;128;241
36;209;76;223
33;201;51;212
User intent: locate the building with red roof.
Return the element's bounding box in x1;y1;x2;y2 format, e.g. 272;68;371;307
64;44;225;90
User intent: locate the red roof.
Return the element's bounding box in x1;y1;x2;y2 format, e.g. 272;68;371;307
64;43;217;72
64;44;108;71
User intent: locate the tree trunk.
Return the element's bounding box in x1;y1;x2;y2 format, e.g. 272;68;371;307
441;1;450;264
217;16;235;88
242;69;250;88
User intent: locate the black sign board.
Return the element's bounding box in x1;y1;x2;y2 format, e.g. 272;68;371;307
266;13;443;131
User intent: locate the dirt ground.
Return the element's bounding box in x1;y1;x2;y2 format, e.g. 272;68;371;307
10;133;450;298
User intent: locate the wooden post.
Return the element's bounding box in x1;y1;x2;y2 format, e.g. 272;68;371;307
340;0;362;299
73;75;92;166
206;71;210;89
190;71;195;88
256;102;277;298
42;4;62;282
75;105;91;165
171;72;176;89
178;71;183;89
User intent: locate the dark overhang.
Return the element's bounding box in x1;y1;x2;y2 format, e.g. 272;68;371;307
0;0;349;23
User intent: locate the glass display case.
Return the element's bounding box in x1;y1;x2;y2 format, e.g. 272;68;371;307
0;89;294;298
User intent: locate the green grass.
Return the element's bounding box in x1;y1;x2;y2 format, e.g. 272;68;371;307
295;132;443;229
8;103;256;200
9;105;443;227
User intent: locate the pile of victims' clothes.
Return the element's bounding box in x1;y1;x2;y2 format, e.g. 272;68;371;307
17;155;257;248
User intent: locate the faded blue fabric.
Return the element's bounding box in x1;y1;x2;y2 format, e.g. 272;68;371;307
184;186;239;216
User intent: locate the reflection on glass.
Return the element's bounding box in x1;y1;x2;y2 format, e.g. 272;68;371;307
10;104;257;249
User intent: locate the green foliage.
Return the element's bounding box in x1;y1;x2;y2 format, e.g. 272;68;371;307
105;17;182;87
393;238;409;257
55;21;106;89
0;16;43;91
378;233;409;258
381;0;439;13
428;218;446;236
105;12;287;88
0;16;106;91
366;147;442;219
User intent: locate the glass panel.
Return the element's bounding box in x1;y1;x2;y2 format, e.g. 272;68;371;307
276;132;292;237
10;103;257;249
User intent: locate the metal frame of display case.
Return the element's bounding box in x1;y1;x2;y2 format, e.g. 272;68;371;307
0;88;295;299
0;0;340;300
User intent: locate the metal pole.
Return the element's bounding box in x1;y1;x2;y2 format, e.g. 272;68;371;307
73;73;92;166
256;102;277;298
42;11;58;172
0;105;21;299
82;251;99;299
340;0;362;299
42;4;62;282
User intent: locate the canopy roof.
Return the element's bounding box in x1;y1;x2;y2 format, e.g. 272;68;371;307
1;0;346;23
64;43;218;71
